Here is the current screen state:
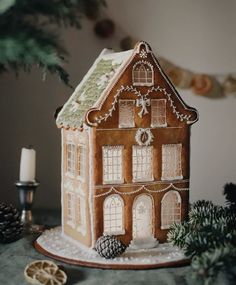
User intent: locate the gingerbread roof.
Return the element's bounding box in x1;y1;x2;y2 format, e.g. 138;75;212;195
57;42;198;129
56;48;133;129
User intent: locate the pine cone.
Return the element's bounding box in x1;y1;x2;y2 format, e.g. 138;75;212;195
95;235;127;259
0;203;23;243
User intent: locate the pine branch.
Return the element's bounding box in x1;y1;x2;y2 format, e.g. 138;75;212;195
0;0;105;85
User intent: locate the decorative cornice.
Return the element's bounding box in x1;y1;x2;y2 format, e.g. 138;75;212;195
94;183;189;198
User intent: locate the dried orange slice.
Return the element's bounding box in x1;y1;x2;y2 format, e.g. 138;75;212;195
24;260;67;285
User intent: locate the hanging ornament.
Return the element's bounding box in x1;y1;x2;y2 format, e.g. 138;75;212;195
135;129;154;146
223;76;236;95
136;98;150;118
191;74;223;98
120;36;137;51
94;19;115;38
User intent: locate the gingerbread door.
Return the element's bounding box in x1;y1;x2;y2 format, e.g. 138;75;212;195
132;194;153;239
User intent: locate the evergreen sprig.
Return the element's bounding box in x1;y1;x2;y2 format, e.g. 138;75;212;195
0;0;105;85
168;199;236;284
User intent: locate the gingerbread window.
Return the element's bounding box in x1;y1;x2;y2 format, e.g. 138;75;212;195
66;143;76;176
151;99;167;127
102;146;124;184
161;190;181;229
76;194;86;235
119;99;135;128
161;144;183;180
132;61;153;86
132;146;153;182
103;194;124;235
77;145;86;178
66;192;75;227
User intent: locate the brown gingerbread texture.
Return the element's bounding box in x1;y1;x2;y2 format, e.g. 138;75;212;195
56;41;198;249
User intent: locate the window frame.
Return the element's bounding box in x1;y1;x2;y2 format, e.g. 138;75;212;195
102;146;124;185
77;144;86;180
151;99;167;127
103;194;125;235
161;190;181;229
119;99;135;128
161;144;183;181
66;142;76;177
66;192;76;227
132;61;154;87
132;145;154;182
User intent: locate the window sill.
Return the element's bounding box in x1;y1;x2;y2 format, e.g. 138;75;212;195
161;175;183;181
103;180;124;185
103;230;125;236
132;177;154;183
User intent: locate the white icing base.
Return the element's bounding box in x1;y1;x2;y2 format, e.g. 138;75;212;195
36;227;188;268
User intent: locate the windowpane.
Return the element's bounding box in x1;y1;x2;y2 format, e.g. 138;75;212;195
77;145;85;178
66;143;76;175
103;195;124;234
133;62;154;86
67;192;75;225
132;146;153;181
119;100;135;128
162;144;183;180
103;146;123;184
161;191;181;229
151;99;167;127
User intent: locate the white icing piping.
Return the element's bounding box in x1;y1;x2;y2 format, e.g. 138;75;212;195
94;183;189;198
150;53;199;124
88;128;95;247
61;129;65;235
93;85;194;125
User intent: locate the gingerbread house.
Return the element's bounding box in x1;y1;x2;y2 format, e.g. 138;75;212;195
56;41;198;249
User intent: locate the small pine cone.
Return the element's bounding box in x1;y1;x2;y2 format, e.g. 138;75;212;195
95;235;127;259
0;203;23;243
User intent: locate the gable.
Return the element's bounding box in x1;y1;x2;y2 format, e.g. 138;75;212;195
86;42;198;128
57;42;198;130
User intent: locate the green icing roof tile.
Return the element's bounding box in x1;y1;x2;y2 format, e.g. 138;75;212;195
56;58;121;129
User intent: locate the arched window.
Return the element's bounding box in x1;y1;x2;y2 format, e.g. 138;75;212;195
161;191;181;229
132;61;153;86
103;194;124;235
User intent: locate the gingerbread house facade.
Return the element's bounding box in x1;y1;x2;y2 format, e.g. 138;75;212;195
56;42;198;248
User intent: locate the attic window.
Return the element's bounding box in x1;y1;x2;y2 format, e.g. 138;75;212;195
132;61;153;86
119;100;135;128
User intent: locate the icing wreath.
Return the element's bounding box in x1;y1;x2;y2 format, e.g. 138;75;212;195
135;128;154;146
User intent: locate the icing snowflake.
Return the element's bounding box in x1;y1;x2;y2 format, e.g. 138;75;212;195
139;50;148;58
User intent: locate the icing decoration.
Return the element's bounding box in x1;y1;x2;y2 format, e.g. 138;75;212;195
139;50;148;59
136;98;150;117
135;129;154;146
161;190;181;229
94;183;189;198
36;227;187;267
132;60;154;86
94;85;193;125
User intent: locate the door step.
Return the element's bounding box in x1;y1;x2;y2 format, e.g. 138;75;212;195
129;237;159;250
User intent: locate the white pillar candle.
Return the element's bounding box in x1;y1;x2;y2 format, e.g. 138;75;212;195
19;147;36;182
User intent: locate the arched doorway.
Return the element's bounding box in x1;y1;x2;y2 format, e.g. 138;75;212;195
132;194;153;239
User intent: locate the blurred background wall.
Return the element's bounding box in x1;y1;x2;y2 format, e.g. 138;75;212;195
0;0;236;209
